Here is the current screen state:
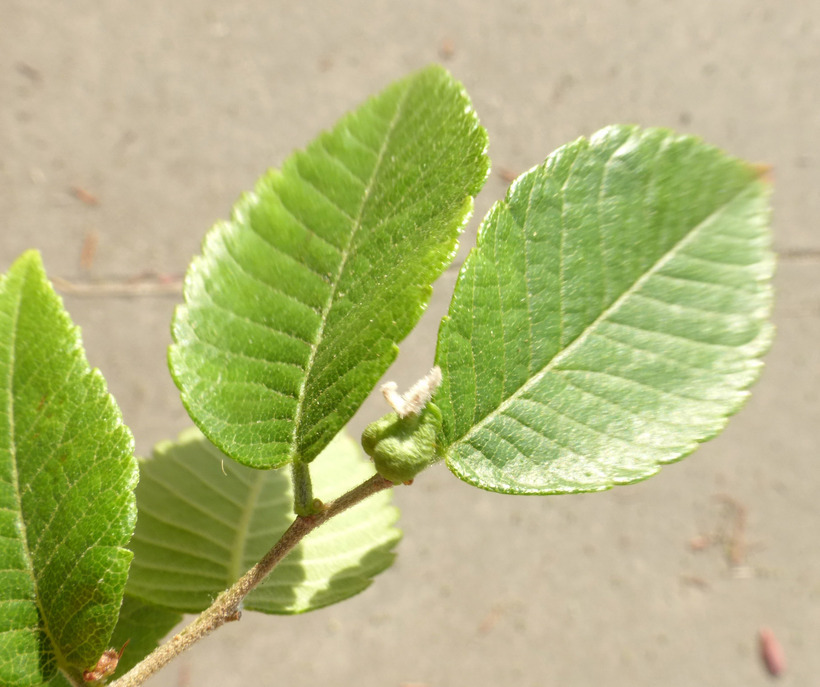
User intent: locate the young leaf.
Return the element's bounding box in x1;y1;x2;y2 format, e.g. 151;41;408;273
170;65;490;469
435;126;773;495
125;428;400;614
0;252;138;685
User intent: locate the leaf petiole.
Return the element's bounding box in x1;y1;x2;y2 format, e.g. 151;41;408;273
291;460;319;516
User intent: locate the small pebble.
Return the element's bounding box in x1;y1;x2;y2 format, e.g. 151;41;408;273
759;627;785;677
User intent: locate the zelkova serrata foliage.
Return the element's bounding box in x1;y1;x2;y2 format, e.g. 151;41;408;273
0;65;772;686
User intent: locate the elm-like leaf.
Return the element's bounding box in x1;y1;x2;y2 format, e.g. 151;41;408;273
125;428;400;614
435;126;773;494
0;252;138;685
170;65;489;469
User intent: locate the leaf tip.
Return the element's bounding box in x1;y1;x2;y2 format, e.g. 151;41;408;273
7;249;46;283
748;162;775;185
14;247;44;265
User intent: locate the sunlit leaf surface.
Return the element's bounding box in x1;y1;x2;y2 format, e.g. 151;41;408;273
170;65;489;469
0;252;138;685
436;126;773;494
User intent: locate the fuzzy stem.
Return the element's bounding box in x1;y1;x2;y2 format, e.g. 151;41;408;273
109;473;394;687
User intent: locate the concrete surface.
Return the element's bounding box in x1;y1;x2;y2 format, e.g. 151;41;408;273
2;1;818;685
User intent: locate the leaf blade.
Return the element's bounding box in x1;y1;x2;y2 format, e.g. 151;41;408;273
0;252;138;684
125;429;400;615
435;126;773;494
170;65;489;468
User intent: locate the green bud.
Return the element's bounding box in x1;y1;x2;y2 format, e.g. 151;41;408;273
362;402;444;484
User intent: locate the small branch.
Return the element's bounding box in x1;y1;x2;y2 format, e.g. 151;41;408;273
291;461;317;516
109;473;393;687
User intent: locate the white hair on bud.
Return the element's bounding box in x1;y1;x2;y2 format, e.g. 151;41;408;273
380;366;442;418
380;381;404;415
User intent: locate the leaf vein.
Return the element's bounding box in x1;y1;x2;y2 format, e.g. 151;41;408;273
448;181;755;452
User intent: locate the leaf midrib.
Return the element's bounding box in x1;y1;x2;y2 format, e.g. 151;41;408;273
290;84;411;460
446;181;757;455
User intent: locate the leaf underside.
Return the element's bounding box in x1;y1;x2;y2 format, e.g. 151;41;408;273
435;126;773;495
0;252;138;685
125;429;400;614
170;65;489;470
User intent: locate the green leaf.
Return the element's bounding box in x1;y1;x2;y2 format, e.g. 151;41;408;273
44;670;72;687
435;126;773;495
44;671;71;687
0;252;138;685
125;428;400;614
170;65;490;469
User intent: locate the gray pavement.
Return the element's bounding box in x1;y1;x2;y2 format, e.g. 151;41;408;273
2;2;818;685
